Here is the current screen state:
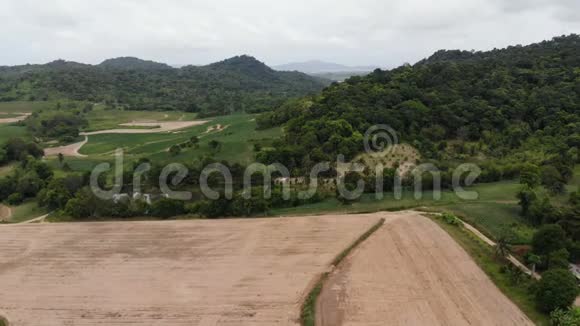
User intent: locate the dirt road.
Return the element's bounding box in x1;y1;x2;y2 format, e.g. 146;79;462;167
83;120;207;135
317;212;533;326
0;112;31;124
0;214;381;325
44;120;208;157
43;136;88;157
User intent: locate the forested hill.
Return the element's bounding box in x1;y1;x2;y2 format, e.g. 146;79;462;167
256;34;580;172
98;57;173;70
0;55;327;114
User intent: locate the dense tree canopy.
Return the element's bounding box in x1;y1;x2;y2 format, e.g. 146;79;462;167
0;56;327;114
257;35;579;172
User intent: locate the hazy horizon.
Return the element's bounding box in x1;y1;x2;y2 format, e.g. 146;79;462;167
1;0;578;67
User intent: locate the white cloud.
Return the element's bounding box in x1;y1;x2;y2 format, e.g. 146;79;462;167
0;0;578;67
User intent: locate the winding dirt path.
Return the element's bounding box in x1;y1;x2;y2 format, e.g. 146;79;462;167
0;112;31;124
83;120;207;135
44;120;208;157
43;136;88;157
317;211;533;326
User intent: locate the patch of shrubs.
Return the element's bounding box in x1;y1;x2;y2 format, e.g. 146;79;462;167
439;212;463;226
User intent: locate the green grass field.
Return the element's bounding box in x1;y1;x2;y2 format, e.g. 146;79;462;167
0;113;24;118
80;114;282;165
0;124;29;144
0;101;54;113
8;200;49;223
83;105;197;131
270;180;537;244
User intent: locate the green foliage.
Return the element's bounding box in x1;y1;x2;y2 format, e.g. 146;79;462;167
550;248;571;269
25;110;88;140
1;138;44;163
169;145;181;156
533;224;569;269
439;212;463;226
150;197;185;219
6;192;23;205
259;35;580;172
541;165;566;195
64;187;101;219
535;269;579;313
495;229;516;258
208;140;222;153
521;164;541;188
0;56;326;114
550;307;580;326
37;175;85;210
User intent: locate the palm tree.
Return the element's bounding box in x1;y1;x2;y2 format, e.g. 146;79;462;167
495;234;512;259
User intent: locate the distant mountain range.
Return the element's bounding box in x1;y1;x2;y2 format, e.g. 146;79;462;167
0;55;328;115
273;60;380;74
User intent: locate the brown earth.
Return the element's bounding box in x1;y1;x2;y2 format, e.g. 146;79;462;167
0;214;382;326
317;211;533;326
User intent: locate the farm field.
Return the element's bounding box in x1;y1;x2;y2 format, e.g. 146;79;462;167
76;113;281;165
0;213;382;325
317;212;533;326
82;106;198;132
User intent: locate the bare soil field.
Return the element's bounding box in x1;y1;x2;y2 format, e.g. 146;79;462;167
317;211;533;326
0;214;382;326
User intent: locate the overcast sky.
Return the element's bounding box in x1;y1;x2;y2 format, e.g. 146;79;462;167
0;0;578;67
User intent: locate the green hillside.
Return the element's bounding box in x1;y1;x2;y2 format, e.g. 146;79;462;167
0;55;327;115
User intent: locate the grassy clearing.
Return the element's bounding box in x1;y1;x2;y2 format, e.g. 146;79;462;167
271;180;538;244
83;105;197;131
8;201;49;223
0;101;53;113
46;157;111;173
430;214;549;325
300;218;385;326
440;202;534;244
0;125;28;144
0;113;23;118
